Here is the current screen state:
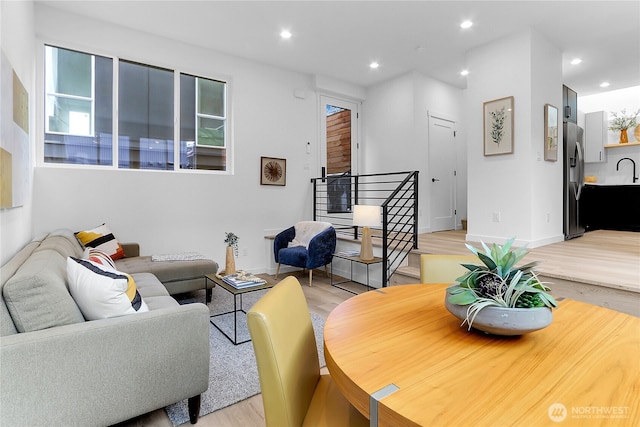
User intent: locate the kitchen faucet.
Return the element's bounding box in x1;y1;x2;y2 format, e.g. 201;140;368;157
616;157;638;183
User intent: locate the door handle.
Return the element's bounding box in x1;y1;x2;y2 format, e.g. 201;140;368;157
432;178;440;182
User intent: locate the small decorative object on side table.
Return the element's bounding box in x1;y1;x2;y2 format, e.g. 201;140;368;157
224;232;238;275
446;237;557;335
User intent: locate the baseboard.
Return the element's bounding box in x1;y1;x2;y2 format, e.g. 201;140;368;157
465;233;565;248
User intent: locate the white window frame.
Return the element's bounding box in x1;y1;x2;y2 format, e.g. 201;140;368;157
44;46;95;138
40;43;232;174
195;77;227;149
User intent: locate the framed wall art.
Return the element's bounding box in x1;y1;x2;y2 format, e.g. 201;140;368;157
544;103;558;162
483;96;514;156
260;156;286;186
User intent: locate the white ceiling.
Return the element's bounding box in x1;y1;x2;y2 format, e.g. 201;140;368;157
37;0;640;96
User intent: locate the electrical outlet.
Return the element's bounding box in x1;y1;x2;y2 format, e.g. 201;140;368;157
492;212;501;222
243;249;248;257
546;213;551;223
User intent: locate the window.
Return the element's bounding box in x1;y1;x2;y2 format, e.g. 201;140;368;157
44;46;113;165
179;73;227;170
43;45;229;171
119;61;174;170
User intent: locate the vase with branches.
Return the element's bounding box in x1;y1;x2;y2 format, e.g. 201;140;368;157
224;232;239;275
609;109;640;143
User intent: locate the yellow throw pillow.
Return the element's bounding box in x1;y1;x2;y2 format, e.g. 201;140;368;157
75;223;126;260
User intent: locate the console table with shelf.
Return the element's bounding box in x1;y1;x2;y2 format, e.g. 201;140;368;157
330;253;382;294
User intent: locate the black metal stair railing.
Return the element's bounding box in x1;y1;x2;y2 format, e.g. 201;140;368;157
311;171;419;286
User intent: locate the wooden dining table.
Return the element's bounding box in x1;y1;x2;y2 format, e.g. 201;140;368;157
323;284;639;426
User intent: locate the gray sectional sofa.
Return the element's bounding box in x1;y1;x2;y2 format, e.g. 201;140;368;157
0;229;217;426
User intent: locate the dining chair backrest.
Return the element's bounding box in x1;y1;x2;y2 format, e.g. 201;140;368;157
420;254;479;284
247;276;321;427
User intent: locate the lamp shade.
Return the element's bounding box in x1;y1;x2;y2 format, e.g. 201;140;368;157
353;205;382;228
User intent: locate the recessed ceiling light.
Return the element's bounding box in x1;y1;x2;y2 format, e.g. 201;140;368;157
460;69;469;76
369;62;380;69
570;58;582;65
280;30;292;39
460;20;473;29
600;81;610;88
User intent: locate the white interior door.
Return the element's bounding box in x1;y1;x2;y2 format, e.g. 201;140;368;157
429;115;457;231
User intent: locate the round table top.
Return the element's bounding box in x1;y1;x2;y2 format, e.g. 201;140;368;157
323;284;640;426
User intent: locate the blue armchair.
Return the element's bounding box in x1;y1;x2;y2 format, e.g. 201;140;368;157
274;221;337;286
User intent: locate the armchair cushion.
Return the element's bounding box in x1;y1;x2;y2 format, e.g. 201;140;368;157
274;222;336;271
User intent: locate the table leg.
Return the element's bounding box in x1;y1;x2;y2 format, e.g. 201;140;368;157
370;384;400;427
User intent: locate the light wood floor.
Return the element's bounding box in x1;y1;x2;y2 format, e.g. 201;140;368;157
116;229;639;427
417;229;640;292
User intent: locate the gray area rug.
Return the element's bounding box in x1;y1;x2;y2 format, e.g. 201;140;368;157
165;285;326;425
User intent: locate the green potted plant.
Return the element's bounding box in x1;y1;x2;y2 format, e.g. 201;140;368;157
609;108;640;144
446;238;557;335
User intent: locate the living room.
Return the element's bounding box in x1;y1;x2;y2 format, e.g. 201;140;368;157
2;1;639;272
2;1;639;426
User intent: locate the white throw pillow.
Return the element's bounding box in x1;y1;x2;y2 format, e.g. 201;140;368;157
67;257;149;320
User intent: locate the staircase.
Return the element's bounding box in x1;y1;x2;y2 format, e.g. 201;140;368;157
312;171;419;286
389;230;470;285
389;250;422;285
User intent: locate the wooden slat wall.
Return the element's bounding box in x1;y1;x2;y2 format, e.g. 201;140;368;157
326;110;351;175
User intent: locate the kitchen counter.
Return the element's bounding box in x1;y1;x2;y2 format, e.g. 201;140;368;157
581;184;640;231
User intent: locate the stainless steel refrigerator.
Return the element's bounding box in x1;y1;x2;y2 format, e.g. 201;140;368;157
563;122;585;240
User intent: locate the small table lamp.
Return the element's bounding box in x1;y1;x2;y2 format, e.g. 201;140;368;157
353;205;382;261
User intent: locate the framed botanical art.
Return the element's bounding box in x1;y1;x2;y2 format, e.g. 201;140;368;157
544;104;558;162
260;156;286;186
483;96;514;156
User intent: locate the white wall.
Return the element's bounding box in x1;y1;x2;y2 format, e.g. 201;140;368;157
0;0;35;265
363;71;466;233
465;30;564;247
31;4;361;272
529;30;565;244
580;86;640;185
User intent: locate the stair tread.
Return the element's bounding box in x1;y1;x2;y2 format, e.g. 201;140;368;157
395;265;420;277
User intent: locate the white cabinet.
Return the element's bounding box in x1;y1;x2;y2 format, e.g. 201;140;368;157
584;111;608;163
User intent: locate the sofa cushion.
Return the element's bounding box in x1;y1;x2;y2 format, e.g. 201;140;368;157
34;229;85;258
0;240;44;336
3;250;85;333
67;257;149;320
143;295;180;310
115;256;217;284
132;272;171;298
75;223;126;260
